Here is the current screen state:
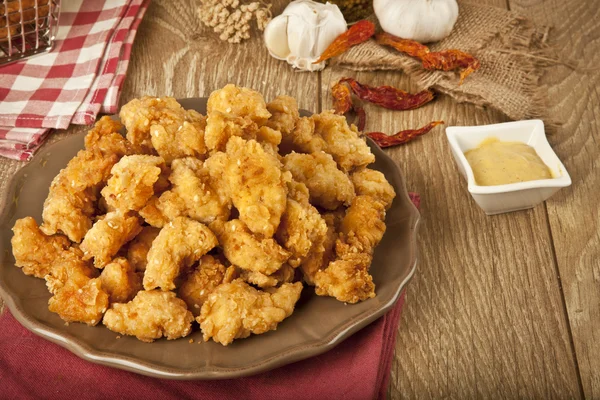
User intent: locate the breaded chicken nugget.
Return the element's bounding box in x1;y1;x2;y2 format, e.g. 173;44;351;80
283;151;355;210
314;244;375;304
224;137;288;237
350;168;396;210
126;226;160;272
119;96;185;153
207;84;271;124
103;290;194;342
276;180;327;267
156;157;231;224
100;257;142;304
311;111;374;172
11;217;70;278
143;217;218;291
45;247;97;294
198;280;302;345
264;95;299;136
211;219;290;275
48;278;109;326
177;255;227;317
101;155;166;212
80;211;142;268
340;195;387;254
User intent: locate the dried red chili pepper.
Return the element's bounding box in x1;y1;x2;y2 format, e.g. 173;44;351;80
376;33;429;57
339;77;434;111
366;121;444;148
375;33;480;84
331;80;354;115
314;20;376;64
422;49;480;84
354;106;366;132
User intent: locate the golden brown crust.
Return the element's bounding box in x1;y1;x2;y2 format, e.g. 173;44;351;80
11;217;70;278
198;280;302;346
143;217;218;291
103;290;194;342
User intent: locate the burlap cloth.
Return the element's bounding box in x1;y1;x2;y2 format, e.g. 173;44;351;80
334;2;555;123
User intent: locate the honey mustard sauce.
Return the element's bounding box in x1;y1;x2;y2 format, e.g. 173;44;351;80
464;137;553;186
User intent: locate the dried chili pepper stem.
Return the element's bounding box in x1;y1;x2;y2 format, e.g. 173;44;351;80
314;20;376;64
375;32;480;84
367;121;444;148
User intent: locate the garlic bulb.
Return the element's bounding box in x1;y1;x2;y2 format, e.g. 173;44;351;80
264;0;347;71
373;0;459;43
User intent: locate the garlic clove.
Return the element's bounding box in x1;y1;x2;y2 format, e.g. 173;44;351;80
286;11;319;61
264;15;291;60
263;0;347;72
374;0;459;43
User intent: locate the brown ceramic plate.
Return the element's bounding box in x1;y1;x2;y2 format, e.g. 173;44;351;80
0;98;420;379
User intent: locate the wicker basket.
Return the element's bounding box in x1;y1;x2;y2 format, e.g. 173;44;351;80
0;0;61;66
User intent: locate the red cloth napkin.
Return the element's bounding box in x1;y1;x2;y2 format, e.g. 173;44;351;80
0;292;403;400
0;0;149;161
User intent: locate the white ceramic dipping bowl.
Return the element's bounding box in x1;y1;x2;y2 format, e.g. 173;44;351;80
446;119;571;215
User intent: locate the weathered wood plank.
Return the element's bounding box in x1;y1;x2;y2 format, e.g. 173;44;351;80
508;0;600;397
320;2;580;394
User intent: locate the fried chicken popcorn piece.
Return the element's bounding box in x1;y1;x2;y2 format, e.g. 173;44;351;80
41;149;118;242
126;226;160;271
151;119;208;164
351;168;396;209
48;278;109;326
45;247;98;295
100;257;142;304
313;246;375;304
204;111;258;152
80;211;143;268
340;195;387;253
144;217;218;291
156;157;231;224
119;96;186;153
198;280;303;346
207;84;271;125
103;290;194;342
177;255;227;317
101;155;166;212
224;137;288;237
300;211;342;285
264;95;299;136
211;219;290;275
311;111;375;172
276;180;328;267
283;151;355;210
239;264;296;289
279;116;325;155
11;217;70;278
84;116;133;158
138;196;169;228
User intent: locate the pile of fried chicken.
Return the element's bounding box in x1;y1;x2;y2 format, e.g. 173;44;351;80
11;84;396;345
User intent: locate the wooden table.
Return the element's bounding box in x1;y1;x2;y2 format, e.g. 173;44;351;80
1;0;598;397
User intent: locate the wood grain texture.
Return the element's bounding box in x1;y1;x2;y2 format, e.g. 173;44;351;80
119;0;318;111
508;0;600;397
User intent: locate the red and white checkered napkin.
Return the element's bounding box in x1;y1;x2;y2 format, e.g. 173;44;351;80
0;0;149;161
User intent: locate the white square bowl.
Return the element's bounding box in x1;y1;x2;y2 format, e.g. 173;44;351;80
446;120;571;215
